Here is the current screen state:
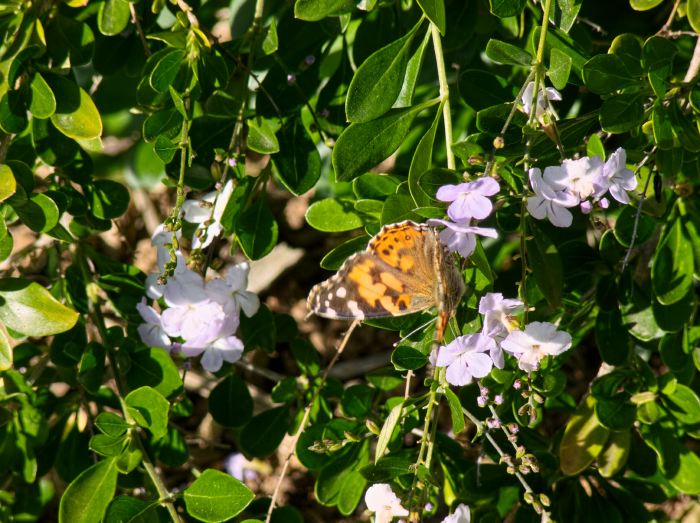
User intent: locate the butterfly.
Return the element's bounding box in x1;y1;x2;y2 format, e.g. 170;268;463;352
307;221;465;341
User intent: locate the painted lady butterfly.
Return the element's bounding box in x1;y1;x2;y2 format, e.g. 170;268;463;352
307;221;465;340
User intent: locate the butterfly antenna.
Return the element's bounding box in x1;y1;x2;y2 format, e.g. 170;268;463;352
393;316;438;347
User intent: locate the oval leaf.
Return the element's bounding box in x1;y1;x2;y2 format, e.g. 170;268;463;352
58;458;118;523
184;469;255;523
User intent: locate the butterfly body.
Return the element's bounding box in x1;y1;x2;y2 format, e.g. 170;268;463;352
307;221;465;333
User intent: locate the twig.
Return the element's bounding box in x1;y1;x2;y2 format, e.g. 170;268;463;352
130;3;151;57
621;149;655;271
431;24;455;170
658;0;682;35
264;321;360;523
683;36;700;84
234;359;285;382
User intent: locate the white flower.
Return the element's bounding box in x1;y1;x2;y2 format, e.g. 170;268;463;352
364;484;408;523
205;262;260;318
224;453;258;482
559;156;603;202
136;300;171;349
161;300;229;346
600;148;637;204
436;334;495;386
441;503;471;523
183;334;244;373
526;167;576;228
478;293;523;366
182;179;234;249
520;81;562;120
500;321;572;372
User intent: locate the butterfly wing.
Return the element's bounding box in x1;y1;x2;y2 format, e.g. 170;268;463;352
308;222;439;320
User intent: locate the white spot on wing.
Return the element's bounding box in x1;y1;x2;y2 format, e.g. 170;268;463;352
347;300;365;319
336;287;347;298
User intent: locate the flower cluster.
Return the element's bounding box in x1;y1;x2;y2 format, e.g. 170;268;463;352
181;179;233;249
435;293;572;386
364;483;470;523
137;224;259;373
527;148;637;227
428;176;500;258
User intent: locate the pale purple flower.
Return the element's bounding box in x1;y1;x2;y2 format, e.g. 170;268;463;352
478;292;523;341
526;168;576;228
364;484;408;523
520;81;562;120
580;200;593;214
441;504;471;523
436;333;495;386
224;452;258;482
427;219;498;258
436;177;500;222
161;266;207;307
186;334;244;373
500;321;572;372
182;179;234;249
205;262;260;318
559;156;603;202
601;148;637;204
136;300;171;349
161;300;228;346
598;197;610;209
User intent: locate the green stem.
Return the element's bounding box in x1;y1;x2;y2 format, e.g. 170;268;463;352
431;24;455;170
76;248;182;522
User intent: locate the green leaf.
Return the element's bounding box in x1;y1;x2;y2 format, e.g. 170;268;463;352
0;278;79;336
11;193;60;233
662;383;700;425
247;117;279;154
239;406;289;457
0;164;16;202
599;93;645;134
444;387;465;435
125;386;169;440
613;205;655;247
0;329;10;371
653;287;695;333
89;434;126;458
375;402;402;463
643;425;700;494
629;0;663;9
595;397;636;431
489;0;525;17
557;0;583;32
417;168;461;201
49;76;102;140
346;21;421;123
582;54;636;95
416;0;445;34
95;412;129;438
272;118;321;195
690;0;700;34
548;47;572;90
184;469;255;523
320;235;369;270
652;104;675;150
208;374;253;428
342;384;375;417
89;180;130;219
78;342;106;394
235;198;278;260
669;100;700;152
58;459;118;523
294;0;355;21
29;73;56;119
652;217;694;305
391;346;428;371
98;0;130;36
526;221;563;308
105;497;166;522
240;304;276;353
261;20;278;55
332;100;438;182
143;108;183;143
598;429;631;478
0;91;28;133
150;50;185;93
408;103;442;207
306;198;364;232
595;309;629;365
643;36;677;97
610;33;644;76
559;395;610;475
126;347;184;399
485;39;532;66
